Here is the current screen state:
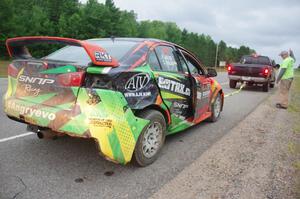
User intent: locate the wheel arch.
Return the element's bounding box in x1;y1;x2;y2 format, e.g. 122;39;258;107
134;104;171;127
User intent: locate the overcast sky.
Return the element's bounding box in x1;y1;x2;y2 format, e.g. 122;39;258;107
91;0;300;65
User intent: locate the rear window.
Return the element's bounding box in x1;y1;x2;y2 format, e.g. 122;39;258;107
240;56;271;65
44;40;139;65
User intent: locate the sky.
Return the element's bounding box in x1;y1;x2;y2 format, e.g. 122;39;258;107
85;0;300;66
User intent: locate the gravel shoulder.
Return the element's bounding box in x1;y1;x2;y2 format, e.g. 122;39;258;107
151;71;300;199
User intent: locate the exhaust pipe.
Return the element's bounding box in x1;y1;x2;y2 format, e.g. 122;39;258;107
37;129;58;140
27;125;58;140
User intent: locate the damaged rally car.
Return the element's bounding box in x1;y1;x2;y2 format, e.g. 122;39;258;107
4;36;224;166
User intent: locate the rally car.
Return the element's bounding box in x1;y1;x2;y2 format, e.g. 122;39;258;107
4;36;224;166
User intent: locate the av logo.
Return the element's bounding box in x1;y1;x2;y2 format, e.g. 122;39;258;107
125;73;150;92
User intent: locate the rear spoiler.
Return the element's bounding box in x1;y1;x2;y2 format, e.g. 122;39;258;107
6;36;119;67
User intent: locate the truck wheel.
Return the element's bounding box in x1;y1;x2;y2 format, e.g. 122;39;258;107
229;80;237;88
262;82;269;92
133;110;166;167
208;93;222;122
270;83;275;88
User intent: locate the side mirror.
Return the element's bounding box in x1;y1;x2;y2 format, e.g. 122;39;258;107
207;68;217;77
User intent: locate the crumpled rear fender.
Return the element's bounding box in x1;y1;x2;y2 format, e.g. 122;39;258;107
70;88;150;164
4;85;149;165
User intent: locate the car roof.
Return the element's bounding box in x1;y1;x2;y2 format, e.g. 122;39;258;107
87;37;164;43
87;37;203;68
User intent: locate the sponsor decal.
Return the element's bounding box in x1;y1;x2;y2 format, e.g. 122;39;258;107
19;75;55;85
125;73;150;92
173;101;189;109
24;84;40;96
87;90;101;105
95;51;112;62
157;76;191;96
89;118;112;128
202;90;210;98
197;90;210;100
124;92;151;98
197;91;202;99
202;84;211;90
173;113;186;120
7;101;56;120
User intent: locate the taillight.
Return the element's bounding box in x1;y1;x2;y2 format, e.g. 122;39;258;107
57;71;85;87
263;68;269;76
8;64;19;77
227;64;233;72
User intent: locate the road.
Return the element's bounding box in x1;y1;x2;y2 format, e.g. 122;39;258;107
0;72;275;199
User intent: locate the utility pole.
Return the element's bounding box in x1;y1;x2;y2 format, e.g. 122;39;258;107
214;42;219;69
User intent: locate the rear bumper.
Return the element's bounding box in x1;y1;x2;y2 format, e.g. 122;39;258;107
228;75;268;83
3;88;149;164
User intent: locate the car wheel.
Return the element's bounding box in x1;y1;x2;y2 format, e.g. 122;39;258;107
229;80;237;88
262;82;269;92
208;93;222;122
270;83;275;88
133;110;166;167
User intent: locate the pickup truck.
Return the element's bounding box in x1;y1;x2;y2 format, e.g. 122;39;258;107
227;55;276;92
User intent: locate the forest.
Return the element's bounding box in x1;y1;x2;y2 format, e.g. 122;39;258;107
0;0;255;66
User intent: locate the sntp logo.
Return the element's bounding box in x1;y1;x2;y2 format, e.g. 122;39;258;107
19;75;55;85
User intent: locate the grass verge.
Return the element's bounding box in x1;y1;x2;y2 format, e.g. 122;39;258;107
0;60;9;78
288;69;300;196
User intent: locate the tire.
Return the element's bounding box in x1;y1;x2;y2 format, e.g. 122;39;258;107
229;80;237;89
133;110;166;167
262;82;269;92
270;83;275;88
207;93;222;122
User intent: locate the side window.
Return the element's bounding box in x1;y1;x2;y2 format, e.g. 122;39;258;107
155;46;179;72
183;53;203;75
148;50;162;71
177;52;189;73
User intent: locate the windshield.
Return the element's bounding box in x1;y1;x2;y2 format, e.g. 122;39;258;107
44;39;139;65
240;56;271;65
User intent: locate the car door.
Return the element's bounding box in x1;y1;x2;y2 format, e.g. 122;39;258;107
147;45;193;133
180;50;212;123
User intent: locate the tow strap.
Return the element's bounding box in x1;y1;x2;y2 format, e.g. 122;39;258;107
224;82;246;98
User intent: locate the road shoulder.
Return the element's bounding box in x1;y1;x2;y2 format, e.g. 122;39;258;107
151;72;300;199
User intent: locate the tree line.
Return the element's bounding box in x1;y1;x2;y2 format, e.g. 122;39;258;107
0;0;255;66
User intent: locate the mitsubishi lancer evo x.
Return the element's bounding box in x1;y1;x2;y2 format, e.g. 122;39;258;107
4;36;224;166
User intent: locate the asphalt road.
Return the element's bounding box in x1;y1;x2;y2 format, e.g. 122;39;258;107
0;72;275;199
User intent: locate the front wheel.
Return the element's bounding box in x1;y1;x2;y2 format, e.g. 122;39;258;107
133;110;166;167
208;93;222;122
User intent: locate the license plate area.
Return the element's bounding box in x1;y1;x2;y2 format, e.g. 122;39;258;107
242;76;251;81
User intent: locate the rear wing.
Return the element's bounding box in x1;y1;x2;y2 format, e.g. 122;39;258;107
6;36;119;67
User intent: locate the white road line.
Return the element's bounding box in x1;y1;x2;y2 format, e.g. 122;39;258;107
0;132;34;143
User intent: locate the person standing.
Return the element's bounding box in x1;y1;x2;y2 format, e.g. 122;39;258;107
276;49;296;109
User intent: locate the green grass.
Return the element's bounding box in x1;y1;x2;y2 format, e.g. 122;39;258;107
288;69;300;197
288;69;300;113
0;60;10;78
